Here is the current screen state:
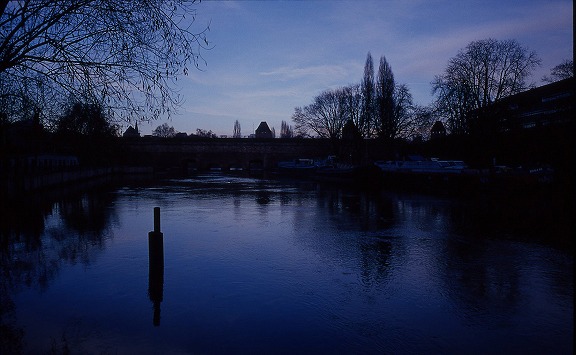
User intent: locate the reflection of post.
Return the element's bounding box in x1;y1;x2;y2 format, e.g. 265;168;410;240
148;207;164;327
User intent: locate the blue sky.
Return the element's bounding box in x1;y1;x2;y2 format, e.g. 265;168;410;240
138;0;573;136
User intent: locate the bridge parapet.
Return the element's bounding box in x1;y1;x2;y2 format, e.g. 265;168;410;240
119;138;337;171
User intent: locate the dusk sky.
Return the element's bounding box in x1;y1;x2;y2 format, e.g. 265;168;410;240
138;0;573;137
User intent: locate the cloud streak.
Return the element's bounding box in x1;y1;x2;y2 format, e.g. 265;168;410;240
259;64;349;79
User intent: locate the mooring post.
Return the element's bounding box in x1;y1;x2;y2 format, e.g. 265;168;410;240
148;207;164;327
154;206;161;234
149;206;164;259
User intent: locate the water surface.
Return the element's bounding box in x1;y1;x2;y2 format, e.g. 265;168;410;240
1;174;572;354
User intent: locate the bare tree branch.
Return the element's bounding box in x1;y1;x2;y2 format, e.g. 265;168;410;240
432;38;540;135
1;0;210;124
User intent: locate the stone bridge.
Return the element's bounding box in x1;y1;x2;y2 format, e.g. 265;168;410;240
120;138;348;172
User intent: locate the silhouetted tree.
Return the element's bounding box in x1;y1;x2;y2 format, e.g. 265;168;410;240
0;79;55;126
0;1;209;125
55;100;118;165
233;120;241;138
56;101;117;138
195;128;217;138
375;56;396;140
542;59;574;83
411;105;436;141
360;52;376;138
292;88;348;140
432;38;540;134
290;52;419;141
280;120;293;138
392;84;419;139
342;84;363;137
152;123;177;138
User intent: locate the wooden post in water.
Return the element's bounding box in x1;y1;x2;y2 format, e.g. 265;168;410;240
154;206;161;234
148;207;164;326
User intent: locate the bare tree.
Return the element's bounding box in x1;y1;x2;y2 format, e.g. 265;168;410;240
392;84;417;139
152;123;177;138
342;84;363;136
0;0;210;125
431;77;475;135
233;120;241;138
195;128;216;138
542;59;574;83
411;105;436;141
292;88;348;140
280;120;293;138
432;38;540;134
56;100;118;138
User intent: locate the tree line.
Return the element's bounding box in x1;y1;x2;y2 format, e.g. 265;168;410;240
292;53;427;141
292;39;572;141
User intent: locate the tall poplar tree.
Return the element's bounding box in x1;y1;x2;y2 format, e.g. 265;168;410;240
360;52;375;138
233;120;241;138
280;121;293;138
375;56;396;140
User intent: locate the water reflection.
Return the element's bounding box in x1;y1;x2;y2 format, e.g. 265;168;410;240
148;209;164;327
0;174;572;353
0;181;118;352
359;237;393;288
148;238;164;327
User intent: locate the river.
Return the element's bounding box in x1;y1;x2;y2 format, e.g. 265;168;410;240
1;173;573;354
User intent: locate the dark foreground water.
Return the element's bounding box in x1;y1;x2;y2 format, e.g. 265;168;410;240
1;174;573;354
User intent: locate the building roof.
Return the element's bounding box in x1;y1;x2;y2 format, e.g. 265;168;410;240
255;121;273;138
430;121;447;138
123;125;140;137
469;77;574;131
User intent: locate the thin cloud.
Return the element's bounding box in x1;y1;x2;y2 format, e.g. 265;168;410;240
259;64;350;80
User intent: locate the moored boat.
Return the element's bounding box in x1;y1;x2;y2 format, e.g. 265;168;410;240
276;158;319;176
374;158;467;174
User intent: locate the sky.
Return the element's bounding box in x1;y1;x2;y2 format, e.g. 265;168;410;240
137;0;573;137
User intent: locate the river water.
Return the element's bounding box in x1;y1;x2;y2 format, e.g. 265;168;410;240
1;173;573;354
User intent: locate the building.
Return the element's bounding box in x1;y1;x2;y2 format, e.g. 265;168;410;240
430;121;447;139
470;77;574;133
255;121;273;139
123;122;140;138
500;77;573;130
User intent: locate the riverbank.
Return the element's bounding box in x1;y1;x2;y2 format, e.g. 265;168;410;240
0;166;153;198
